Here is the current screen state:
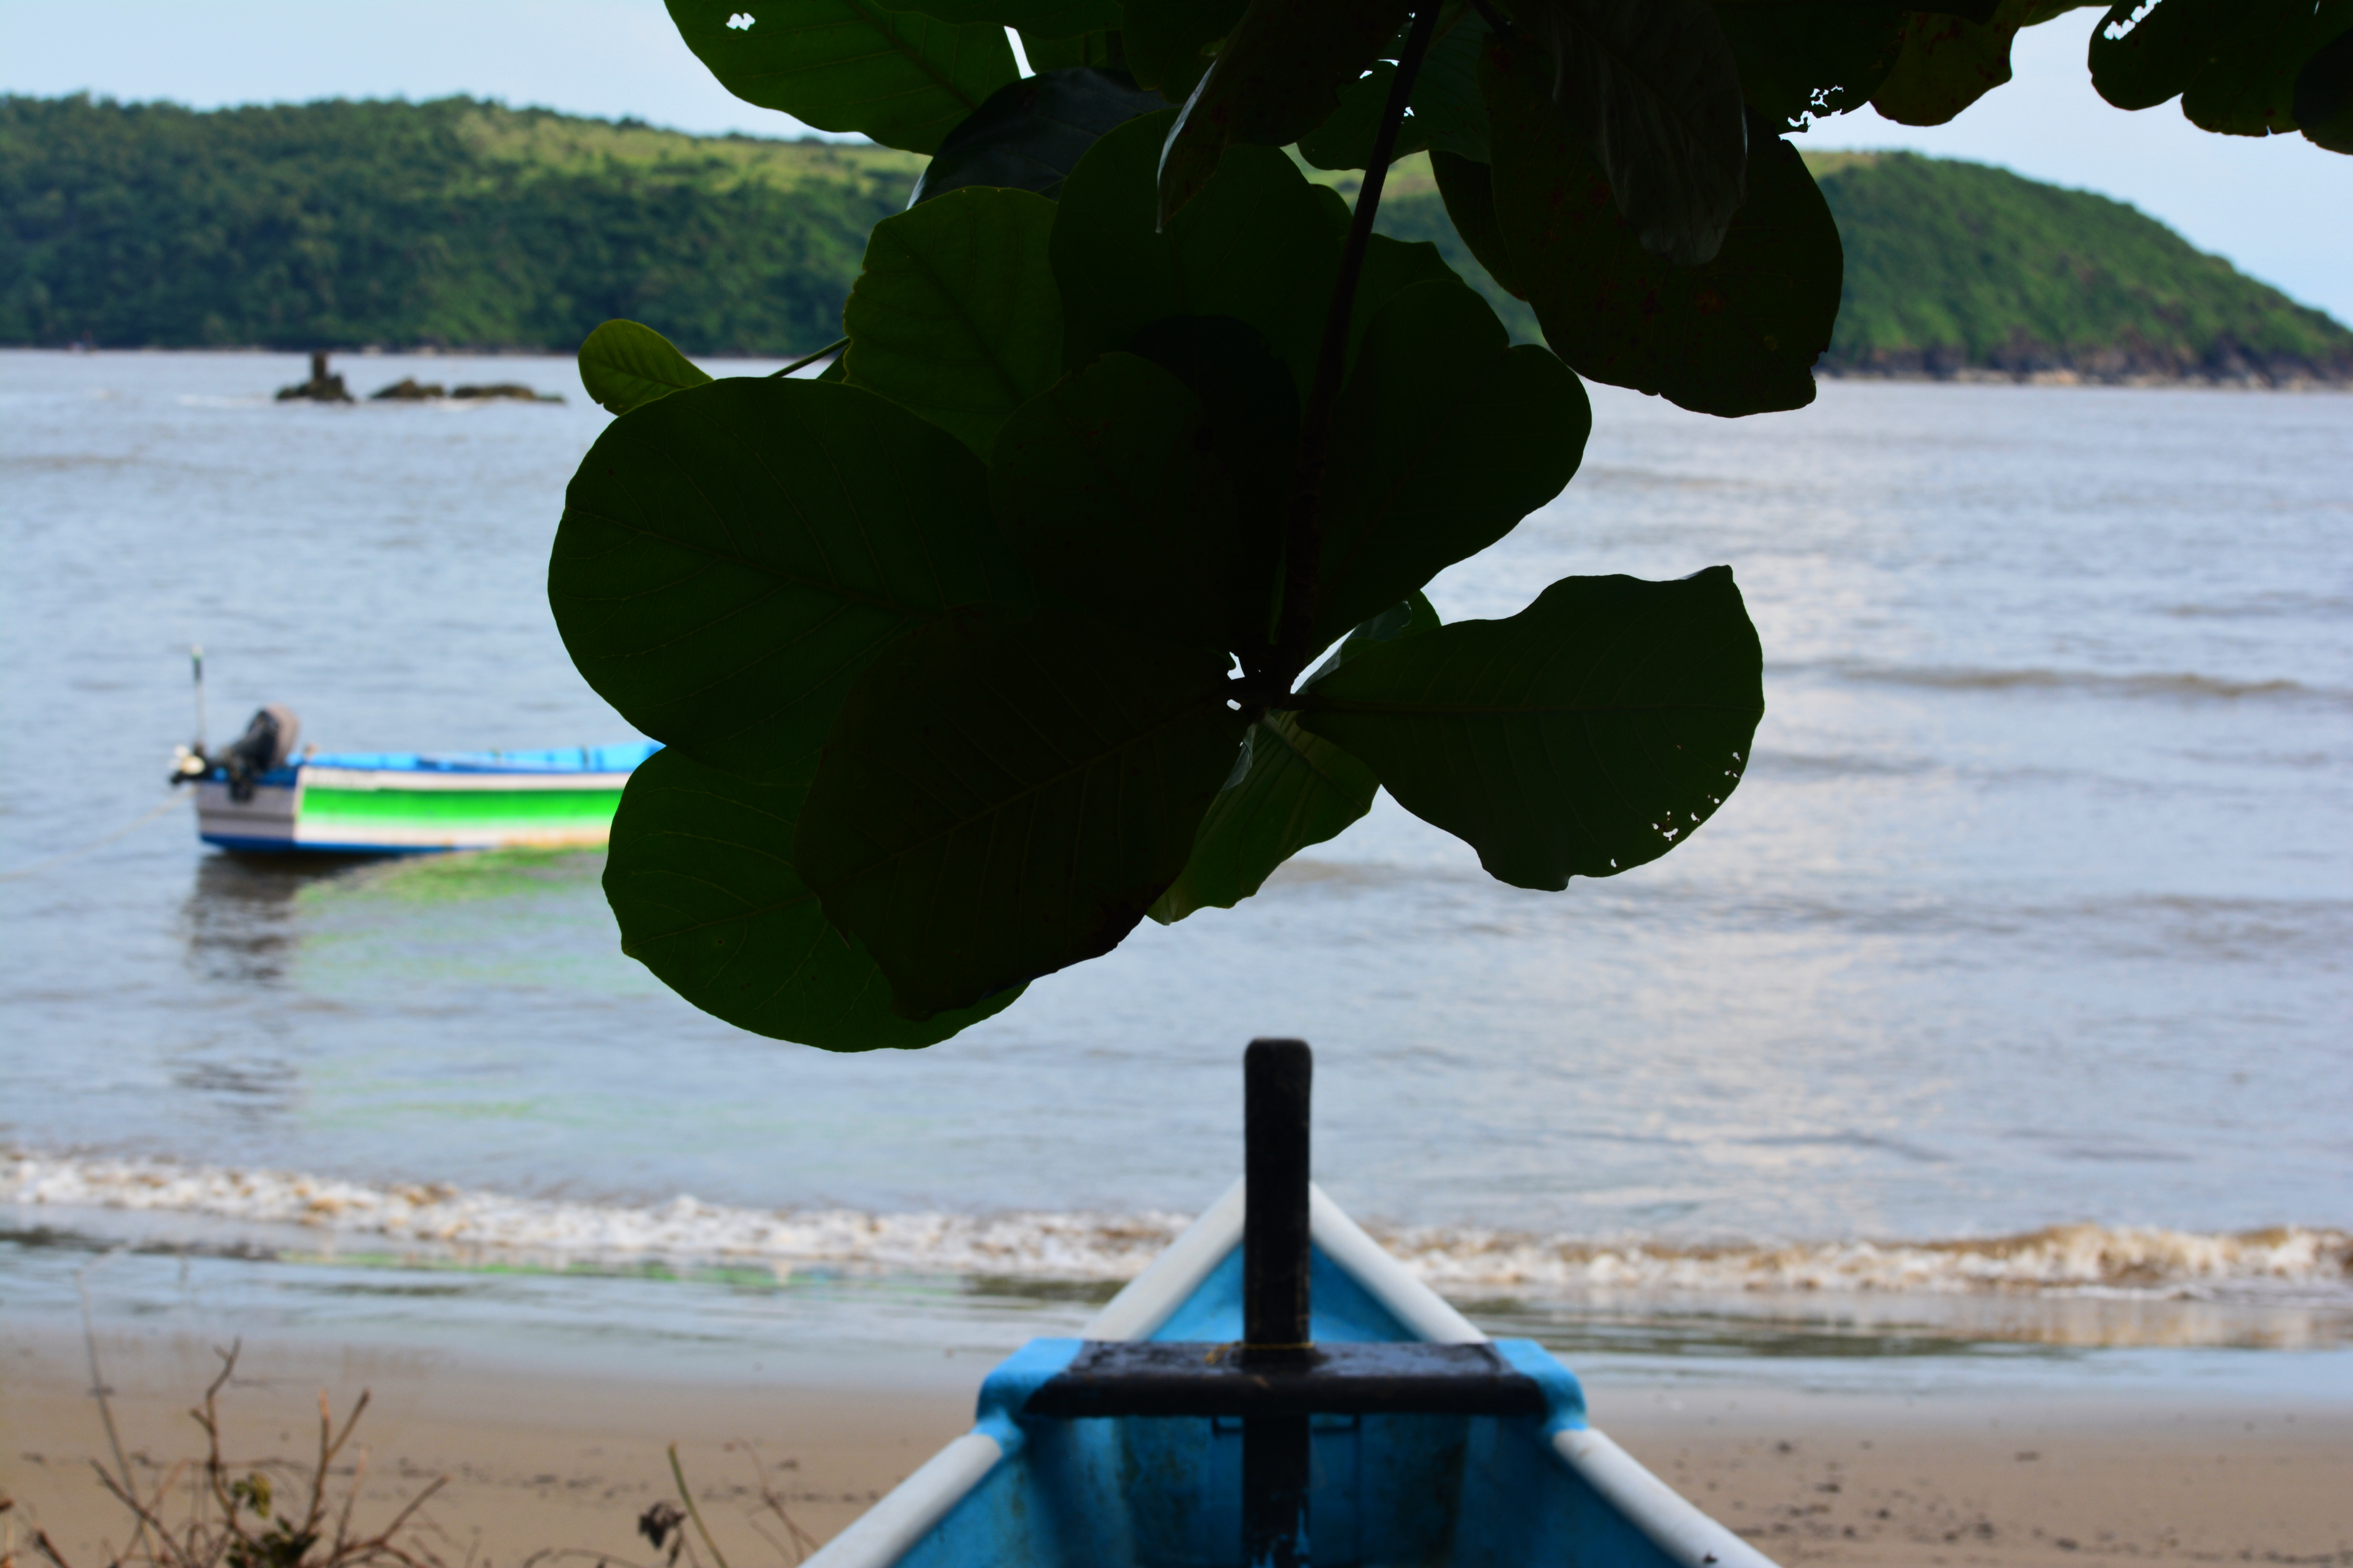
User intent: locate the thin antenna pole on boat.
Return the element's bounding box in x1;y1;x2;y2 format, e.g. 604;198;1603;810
190;643;208;753
1243;1037;1312;1568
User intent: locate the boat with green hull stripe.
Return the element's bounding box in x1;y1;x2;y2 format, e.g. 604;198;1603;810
170;700;660;856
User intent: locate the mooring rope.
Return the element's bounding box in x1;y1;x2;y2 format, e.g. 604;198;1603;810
0;795;184;882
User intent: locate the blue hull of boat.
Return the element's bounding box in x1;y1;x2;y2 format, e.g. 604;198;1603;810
813;1185;1772;1568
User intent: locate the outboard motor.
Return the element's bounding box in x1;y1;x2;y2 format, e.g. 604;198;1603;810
217;705;301;801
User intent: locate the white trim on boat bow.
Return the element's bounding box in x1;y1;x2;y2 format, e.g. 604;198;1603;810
801;1181;1779;1568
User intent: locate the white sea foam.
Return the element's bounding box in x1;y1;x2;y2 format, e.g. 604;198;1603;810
3;1151;1190;1279
6;1151;2347;1302
1377;1223;2353;1301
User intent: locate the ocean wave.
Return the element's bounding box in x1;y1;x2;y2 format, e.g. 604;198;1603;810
2162;593;2353;621
1808;662;2344;707
1382;1223;2353;1301
2;1151;1190;1279
6;1152;2347;1302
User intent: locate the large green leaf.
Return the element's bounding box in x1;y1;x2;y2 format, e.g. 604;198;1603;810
1510;0;1750;265
1431;150;1526;296
989;349;1286;651
2299;17;2353;151
666;0;1016;154
797;608;1246;1018
577;319;713;415
1288;14;1502;170
1120;311;1303;468
843;188;1064;458
1711;1;1909;130
1299;569;1764;891
1869;6;2023;125
1145;711;1379;922
1052;111;1340;395
1315;278;1590;651
1485;39;1842;416
1023;27;1122;69
1145;593;1441;925
1159;0;1413;222
908;68;1166;205
1299;62;1436;170
1122;0;1248;97
2088;0;2232;109
2082;0;2340;133
1053;110;1186;363
606;747;1022;1048
1305;588;1443;682
894;0;1119;33
550;379;1031;784
2085;0;2327;116
1163;153;1349;387
1410;10;1498;161
1347;234;1464;361
2181;0;2348;137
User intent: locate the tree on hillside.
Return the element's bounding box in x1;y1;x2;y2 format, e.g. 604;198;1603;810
554;0;2351;1050
0;96;909;350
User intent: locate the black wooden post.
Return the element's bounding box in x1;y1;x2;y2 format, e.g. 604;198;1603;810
1244;1038;1312;1345
1242;1038;1312;1567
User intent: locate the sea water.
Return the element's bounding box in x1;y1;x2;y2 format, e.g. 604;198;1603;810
2;349;2348;1395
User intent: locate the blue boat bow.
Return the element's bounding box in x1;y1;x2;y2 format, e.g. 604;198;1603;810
807;1179;1776;1567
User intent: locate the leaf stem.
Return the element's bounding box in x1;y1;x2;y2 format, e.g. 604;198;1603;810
768;337;849;379
1263;2;1444;697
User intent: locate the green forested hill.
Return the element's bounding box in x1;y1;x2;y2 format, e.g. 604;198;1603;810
5;94;2347;382
0;94;919;354
1803;151;2352;380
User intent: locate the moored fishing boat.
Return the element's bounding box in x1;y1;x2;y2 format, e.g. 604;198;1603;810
812;1043;1773;1568
172;702;657;855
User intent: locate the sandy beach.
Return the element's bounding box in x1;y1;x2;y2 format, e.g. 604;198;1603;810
6;1325;2347;1568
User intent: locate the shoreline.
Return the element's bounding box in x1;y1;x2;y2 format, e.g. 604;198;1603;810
0;344;801;362
12;1160;2350;1306
1817;364;2353;391
6;1322;2349;1567
9;344;2349;391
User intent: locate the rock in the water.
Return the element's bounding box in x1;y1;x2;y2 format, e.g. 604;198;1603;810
369;377;446;400
450;381;561;402
276;351;354;403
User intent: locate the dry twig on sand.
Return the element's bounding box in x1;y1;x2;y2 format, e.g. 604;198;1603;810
731;1447;818;1567
39;1339;450;1568
46;1310;822;1568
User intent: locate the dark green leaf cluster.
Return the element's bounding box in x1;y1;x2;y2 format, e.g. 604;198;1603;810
558;0;2331;1051
555;109;1716;1048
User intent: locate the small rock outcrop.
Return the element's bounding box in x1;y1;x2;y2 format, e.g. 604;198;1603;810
275;351;353;403
449;381;562;402
359;377;562;403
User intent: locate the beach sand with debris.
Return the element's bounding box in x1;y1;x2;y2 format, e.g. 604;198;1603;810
6;1326;2347;1568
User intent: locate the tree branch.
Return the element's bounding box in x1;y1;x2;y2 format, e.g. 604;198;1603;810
1262;2;1445;698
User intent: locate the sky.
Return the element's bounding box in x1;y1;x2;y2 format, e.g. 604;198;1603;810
4;1;2348;321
